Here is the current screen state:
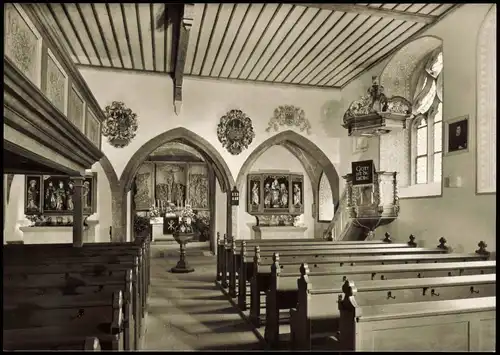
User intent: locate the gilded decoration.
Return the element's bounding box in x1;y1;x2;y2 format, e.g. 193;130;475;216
46;53;67;113
68;87;85;131
5;4;40;84
266;105;311;134
343;76;412;137
86;110;101;147
217;109;255;155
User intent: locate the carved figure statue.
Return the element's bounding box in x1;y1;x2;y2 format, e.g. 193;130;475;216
264;183;271;208
271;179;280;207
280;183;288;207
175;182;184;207
27;179;39;211
45;181;56;209
55;181;66;210
252;182;259;206
83;181;90;209
293;183;301;206
66;181;74;211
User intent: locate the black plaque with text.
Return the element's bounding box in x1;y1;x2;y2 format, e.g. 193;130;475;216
352;160;375;186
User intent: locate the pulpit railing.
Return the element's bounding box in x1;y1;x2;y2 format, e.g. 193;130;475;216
324;171;400;241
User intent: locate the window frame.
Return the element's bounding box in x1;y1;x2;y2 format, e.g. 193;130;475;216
409;101;443;189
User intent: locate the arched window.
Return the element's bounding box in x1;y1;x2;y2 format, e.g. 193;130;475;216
476;5;496;194
410;48;443;185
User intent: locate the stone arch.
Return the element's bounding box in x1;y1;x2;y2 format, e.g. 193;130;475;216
114;127;235;241
97;155;120;241
235;130;339;202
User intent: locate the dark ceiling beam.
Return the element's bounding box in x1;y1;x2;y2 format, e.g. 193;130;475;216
295;3;437;24
172;3;195;115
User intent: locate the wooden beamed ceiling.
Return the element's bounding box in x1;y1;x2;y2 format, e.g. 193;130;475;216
41;3;458;90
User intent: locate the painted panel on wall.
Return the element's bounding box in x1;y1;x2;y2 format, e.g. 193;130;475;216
68;87;85;131
4;3;41;85
45;51;67;113
86;109;101;148
25;175;43;214
25;174;96;216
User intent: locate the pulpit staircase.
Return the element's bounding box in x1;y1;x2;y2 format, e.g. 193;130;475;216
323;171;400;241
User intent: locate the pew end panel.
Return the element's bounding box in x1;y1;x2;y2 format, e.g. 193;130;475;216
339;296;496;352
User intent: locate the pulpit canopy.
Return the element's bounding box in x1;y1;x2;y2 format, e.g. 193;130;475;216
342;76;412;137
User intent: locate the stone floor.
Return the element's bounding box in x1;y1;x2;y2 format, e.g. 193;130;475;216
142;245;263;351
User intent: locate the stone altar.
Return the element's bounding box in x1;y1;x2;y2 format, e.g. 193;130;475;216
251;225;308;240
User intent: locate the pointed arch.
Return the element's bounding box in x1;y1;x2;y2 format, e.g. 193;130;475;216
235;130;339;202
113;127;235;242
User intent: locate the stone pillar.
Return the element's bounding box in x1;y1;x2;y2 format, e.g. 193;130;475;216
71;176;85;247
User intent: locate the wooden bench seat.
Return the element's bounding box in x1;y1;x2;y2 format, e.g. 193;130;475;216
4;249;147;323
4;270;136;350
244;248;489;326
264;259;496;348
225;237;416;297
216;232;394;286
3;261;140;350
290;268;496;350
338;295;496;351
3;291;123;351
240;247;478;314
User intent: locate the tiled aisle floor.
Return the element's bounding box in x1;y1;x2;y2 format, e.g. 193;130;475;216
142;246;263;351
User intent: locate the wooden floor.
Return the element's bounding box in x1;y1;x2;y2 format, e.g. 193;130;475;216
142;245;263;351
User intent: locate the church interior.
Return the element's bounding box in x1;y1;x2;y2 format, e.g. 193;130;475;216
3;3;496;351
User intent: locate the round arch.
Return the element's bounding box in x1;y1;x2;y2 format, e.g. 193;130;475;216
114;127;235;242
235;130;339;202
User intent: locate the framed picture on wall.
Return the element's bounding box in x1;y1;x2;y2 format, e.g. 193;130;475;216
445;115;469;155
25;175;43;215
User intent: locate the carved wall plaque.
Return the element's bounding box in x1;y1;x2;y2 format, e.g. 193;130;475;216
267;105;311;134
217;109;255;155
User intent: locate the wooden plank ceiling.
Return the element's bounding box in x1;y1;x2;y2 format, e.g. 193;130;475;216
41;3;456;89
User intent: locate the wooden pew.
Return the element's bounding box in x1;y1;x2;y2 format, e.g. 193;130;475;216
3;291;123;351
4;268;135;350
338;293;496;352
227;235;415;298
290;266;496;350
246;244;490;327
242;243;450;315
216;231;396;288
265;257;496;348
3;256;140;350
3;236;151;310
4;336;102;351
4;240;150;322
